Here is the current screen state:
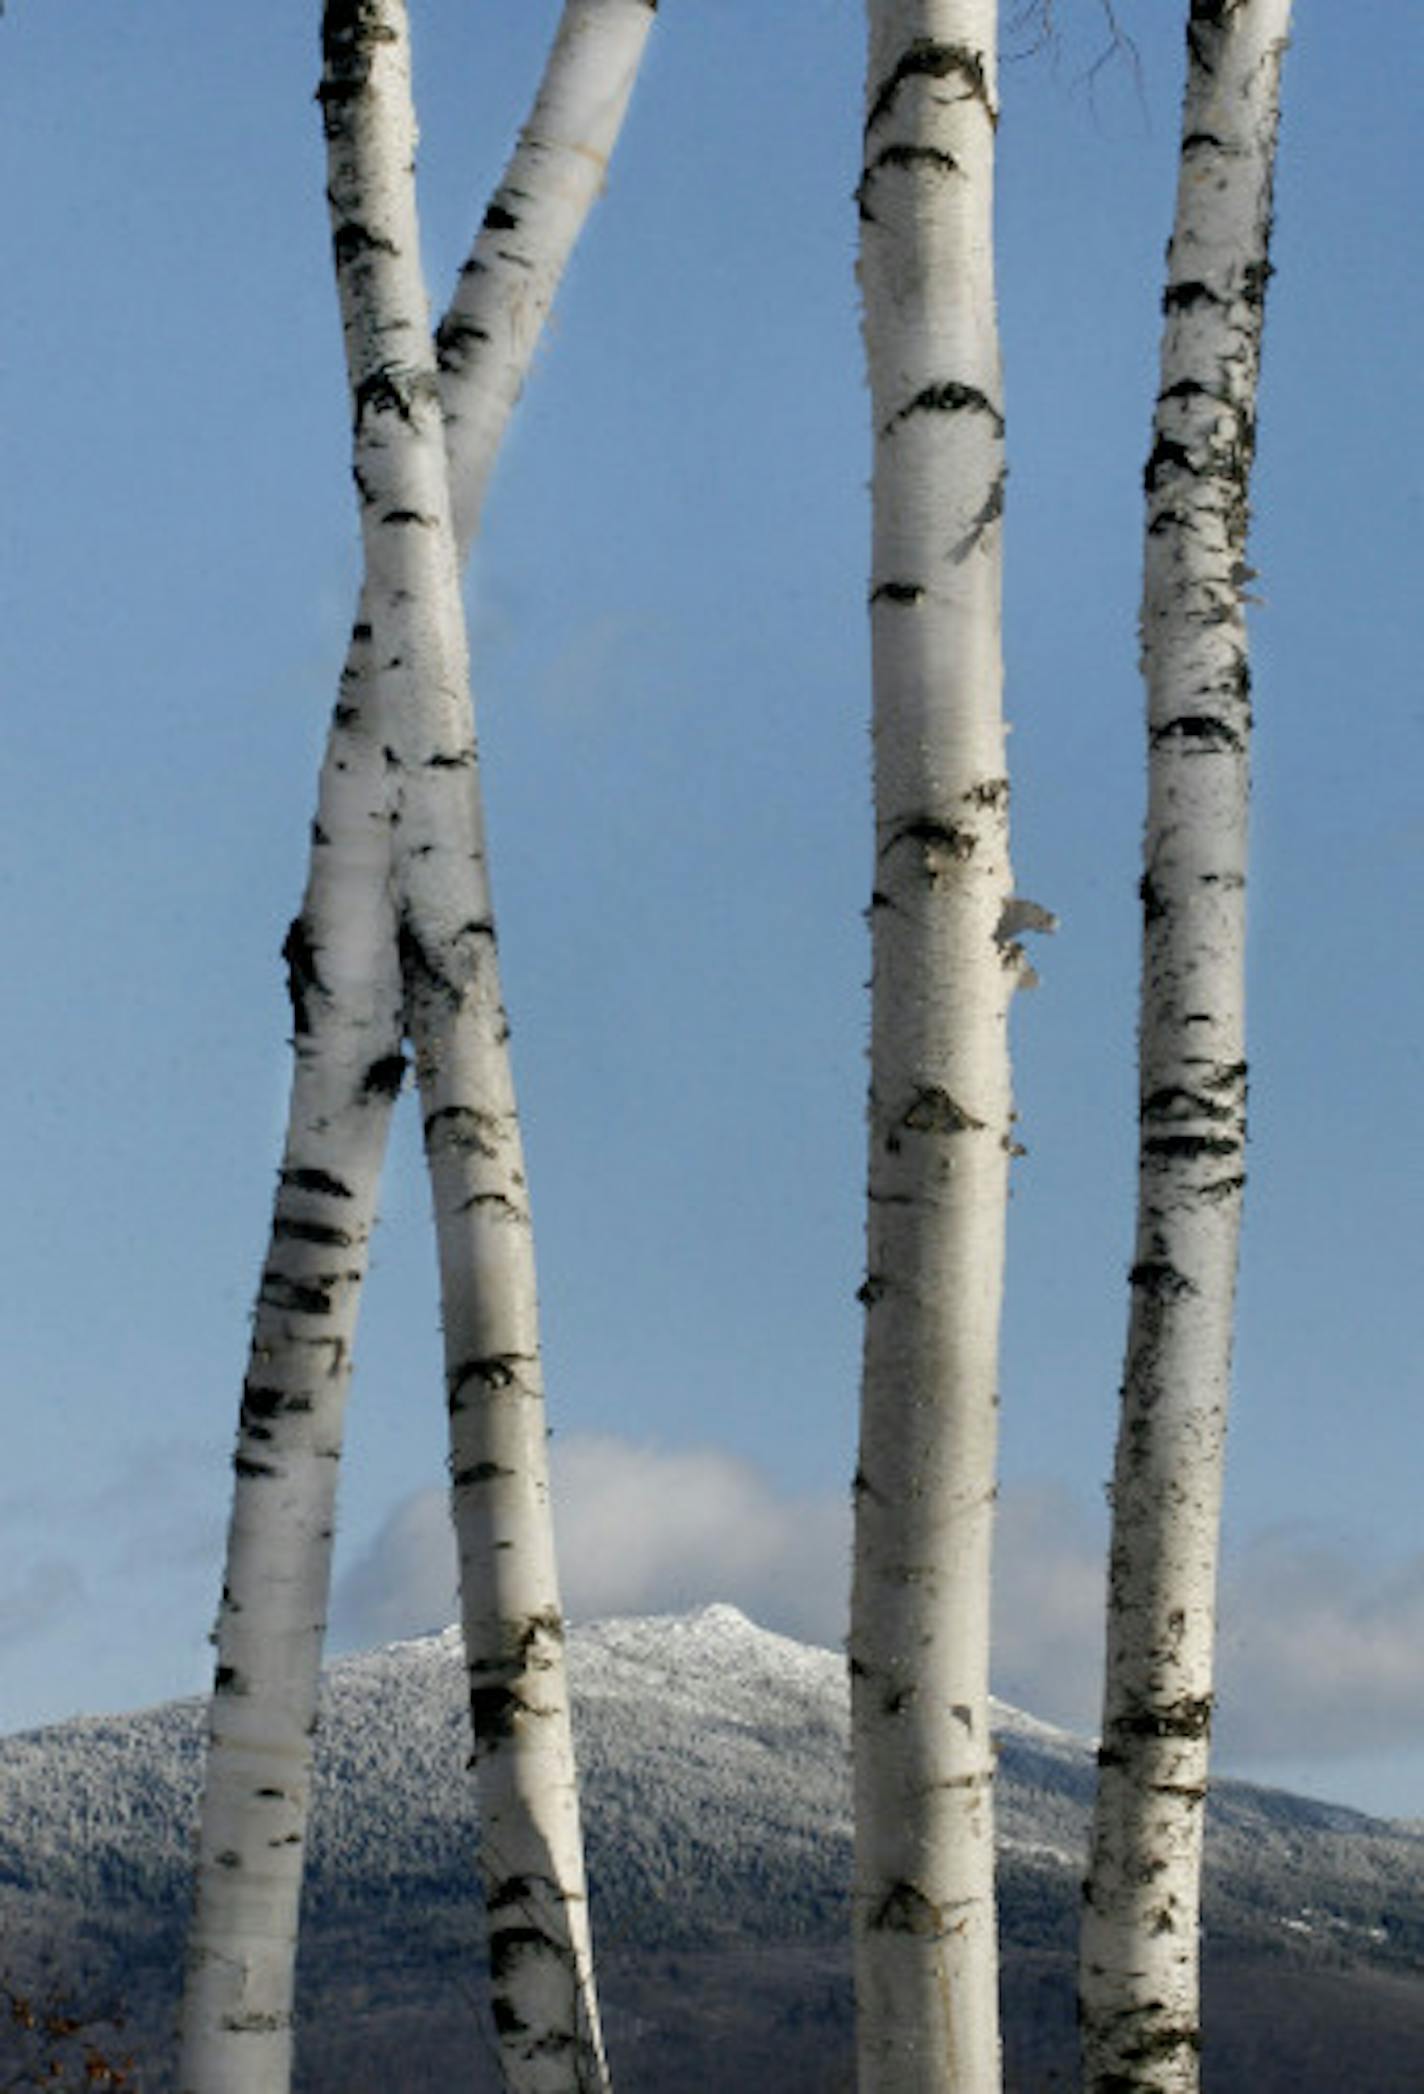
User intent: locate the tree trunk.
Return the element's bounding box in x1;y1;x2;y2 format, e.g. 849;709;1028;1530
850;4;1028;2087
438;0;659;550
178;7;653;2090
1079;6;1293;2089
330;9;612;2082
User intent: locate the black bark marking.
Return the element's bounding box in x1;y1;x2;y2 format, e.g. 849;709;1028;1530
233;1455;277;1480
1161;278;1223;316
259;1271;336;1316
1109;1696;1213;1745
1150;713;1244;753
214;1666;246;1696
887;380;1004;439
321;1;398;69
352;364;439;430
282;1165;354;1200
426;746;475;768
1159;376;1218;409
1143;434;1195;495
902;1086;986;1136
220;2011;289;2036
398;917;463;1005
272;1217;355;1249
482;202;519;233
964;775;1009;810
870;580;925;605
1128;1260;1197;1300
436;317;491;366
423;1104;503;1154
469;1683;532;1746
880;814;977;864
867;142;960;179
452;1460;515;1488
489;1923;565;1985
329;220;398;268
1241;254;1274;310
857;142;961;218
865;40;994;135
361;1051;407;1100
1141;1084;1236;1125
1144;1133;1240;1160
869;1882;941;1936
282;917;323;1036
1139;872;1168;925
447;1353;534;1409
457;1188;524;1219
239;1386;287;1425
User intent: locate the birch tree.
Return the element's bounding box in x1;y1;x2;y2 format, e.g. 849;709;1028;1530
179;7;654;2092
849;3;1045;2085
1079;5;1293;2088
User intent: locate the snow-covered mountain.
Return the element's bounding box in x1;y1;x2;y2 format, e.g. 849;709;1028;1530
4;1606;1424;2090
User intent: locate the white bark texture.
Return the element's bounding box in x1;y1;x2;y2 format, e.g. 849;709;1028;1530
437;0;658;549
1079;6;1292;2090
178;6;652;2091
322;5;608;2085
850;5;1020;2089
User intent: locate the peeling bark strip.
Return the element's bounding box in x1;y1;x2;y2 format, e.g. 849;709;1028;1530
178;8;653;2094
852;5;1030;2089
1080;7;1293;2092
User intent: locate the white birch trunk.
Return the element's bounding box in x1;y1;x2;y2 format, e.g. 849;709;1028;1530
850;5;1027;2087
321;3;607;2085
1079;6;1293;2089
179;7;652;2091
176;610;404;2094
437;0;658;550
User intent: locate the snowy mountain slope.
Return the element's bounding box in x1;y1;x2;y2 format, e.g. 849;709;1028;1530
3;1605;1424;2090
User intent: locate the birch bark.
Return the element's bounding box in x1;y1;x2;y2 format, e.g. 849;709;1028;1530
179;7;653;2091
850;5;1028;2087
1079;6;1292;2089
320;12;610;2084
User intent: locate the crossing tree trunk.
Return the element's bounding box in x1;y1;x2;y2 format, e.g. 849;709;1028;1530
1079;6;1293;2089
178;6;653;2090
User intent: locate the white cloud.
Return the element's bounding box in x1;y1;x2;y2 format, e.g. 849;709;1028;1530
330;1441;1424;1787
331;1488;460;1652
331;1434;849;1654
991;1485;1107;1734
1217;1529;1424;1764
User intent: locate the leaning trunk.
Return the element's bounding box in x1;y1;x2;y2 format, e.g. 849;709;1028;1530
850;4;1019;2088
320;3;608;2085
1079;5;1293;2089
179;5;653;2089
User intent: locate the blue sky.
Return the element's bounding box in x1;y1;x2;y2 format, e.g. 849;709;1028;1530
1;4;1420;1816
